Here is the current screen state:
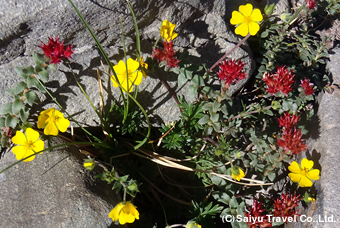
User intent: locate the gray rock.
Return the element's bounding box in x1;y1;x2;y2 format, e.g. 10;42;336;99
0;138;121;228
0;0;258;126
285;48;340;228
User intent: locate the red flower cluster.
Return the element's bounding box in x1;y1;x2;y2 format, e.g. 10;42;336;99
300;78;315;96
272;192;301;222
152;41;180;68
262;66;295;96
40;36;74;64
244;200;272;228
278;112;300;129
306;0;316;9
277;112;307;155
216;59;246;87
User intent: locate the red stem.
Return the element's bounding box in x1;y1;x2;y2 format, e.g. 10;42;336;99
209;33;251;72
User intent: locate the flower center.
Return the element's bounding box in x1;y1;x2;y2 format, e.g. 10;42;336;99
24;140;34;150
244;16;252;24
50;114;59;123
301;167;309;176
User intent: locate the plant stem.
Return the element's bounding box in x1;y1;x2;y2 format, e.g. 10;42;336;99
209;33;251;72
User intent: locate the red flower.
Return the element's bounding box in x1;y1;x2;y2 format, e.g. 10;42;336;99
244;200;272;228
152;41;180;68
272;192;301;222
277;128;307;155
278;112;300;130
262;66;295;96
300;78;314;96
40;36;74;64
216;59;246;87
306;0;316;10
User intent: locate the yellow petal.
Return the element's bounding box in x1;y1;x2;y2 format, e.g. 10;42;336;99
299;175;313;187
248;21;260;36
288;161;301;173
230;11;245;25
239;168;245;178
109;202;124;222
119;202;139;224
231;173;240;181
235;23;249;37
37;108;54;129
301;158;314;170
132;71;143;86
12;146;35;162
25;128;40;142
44;122;59;136
127;58;140;72
56;118;70;132
12;131;26;145
114;60;127;76
111;75;119;88
250;8;263;22
307;169;320;180
171;32;178;41
288;173;301;183
239;3;253;17
32;140;44;153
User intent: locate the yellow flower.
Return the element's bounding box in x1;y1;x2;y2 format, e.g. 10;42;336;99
112;58;143;92
109;201;139;225
83;158;95;171
231;166;245;181
308;197;316;202
230;3;263;37
138;56;148;78
11;128;44;162
288;158;320;187
186;221;202;228
37;108;70;136
160;20;178;42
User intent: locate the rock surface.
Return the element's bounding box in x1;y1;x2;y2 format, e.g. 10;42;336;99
0;0;260;126
0;138;121;228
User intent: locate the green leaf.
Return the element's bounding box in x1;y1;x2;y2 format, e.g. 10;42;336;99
25;91;38;106
19;108;30;122
26;76;44;91
26;75;37;88
12;98;24;114
38;68;49;82
210;113;219;122
15;67;28;78
267;172;276;181
5;115;19;128
6;81;27;96
229;196;238;208
271;100;281;110
261;30;269;38
48;64;57;74
0;103;13;115
0;117;5;127
198;115;210;125
32;52;45;65
211;122;221;132
178;73;188;87
187;84;198;99
192;74;204;86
